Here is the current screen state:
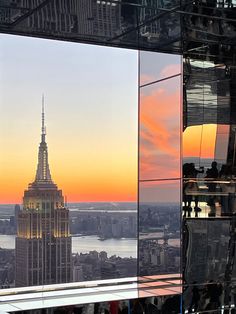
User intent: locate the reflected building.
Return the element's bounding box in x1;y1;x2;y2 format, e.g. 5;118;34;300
1;0;121;38
15;101;71;287
139;0;180;43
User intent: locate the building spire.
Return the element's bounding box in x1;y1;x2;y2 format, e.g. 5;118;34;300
41;94;46;142
34;96;53;184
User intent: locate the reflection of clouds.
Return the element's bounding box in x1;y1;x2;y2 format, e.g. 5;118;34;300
140;64;181;86
160;64;181;78
140;154;180;179
140;74;155;85
140;78;181;180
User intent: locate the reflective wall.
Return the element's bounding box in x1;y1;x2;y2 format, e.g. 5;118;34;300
0;0;182;54
183;59;236;218
183;56;236;312
138;51;182;277
183;218;236;313
182;1;236;311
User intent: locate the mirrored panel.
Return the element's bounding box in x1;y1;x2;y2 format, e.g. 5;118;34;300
0;1;182;54
138;11;181;53
140;76;181;181
140;51;181;86
183;218;236;312
183;219;231;285
183;282;227;313
138;180;181;276
183;58;236;218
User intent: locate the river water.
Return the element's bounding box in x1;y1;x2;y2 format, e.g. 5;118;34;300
0;234;180;258
0;234;137;258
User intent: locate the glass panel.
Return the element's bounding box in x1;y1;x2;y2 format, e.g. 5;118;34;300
138;180;181;276
184;60;231;127
183;124;218;168
183;219;231;285
183;58;236;218
183;282;225;313
140;52;181;86
140;76;181;181
136;0;180;9
138;12;181;53
183;218;235;312
0;35;138;288
215;125;230;164
0;1;182;55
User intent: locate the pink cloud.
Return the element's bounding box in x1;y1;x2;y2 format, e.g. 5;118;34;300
160;64;181;78
140;64;181;86
140;74;155;85
140;81;181;180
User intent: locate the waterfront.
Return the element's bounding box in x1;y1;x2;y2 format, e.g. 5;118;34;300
0;234;180;257
0;234;137;258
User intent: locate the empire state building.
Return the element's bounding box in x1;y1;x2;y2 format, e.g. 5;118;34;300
15;101;72;287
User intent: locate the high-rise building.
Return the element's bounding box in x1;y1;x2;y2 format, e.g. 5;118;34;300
0;0;121;38
15;99;71;287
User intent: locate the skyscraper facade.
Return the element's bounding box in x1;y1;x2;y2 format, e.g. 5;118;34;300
15;101;71;287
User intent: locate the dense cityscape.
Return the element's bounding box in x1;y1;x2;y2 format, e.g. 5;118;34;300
0;201;180;288
0;103;180;288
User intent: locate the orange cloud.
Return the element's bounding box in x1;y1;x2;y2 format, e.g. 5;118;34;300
160;64;181;78
140;64;181;86
140;74;155;85
140;78;181;180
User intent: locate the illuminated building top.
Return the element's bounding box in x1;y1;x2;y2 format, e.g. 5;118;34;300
29;96;57;190
22;97;65;211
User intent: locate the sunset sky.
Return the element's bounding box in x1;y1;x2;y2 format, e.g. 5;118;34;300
0;34;216;205
0;34;138;204
140;75;181;181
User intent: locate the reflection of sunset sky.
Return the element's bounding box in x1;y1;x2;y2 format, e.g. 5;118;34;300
140;76;181;180
183;124;217;159
0;35;138;203
140;51;181;85
139;51;181;203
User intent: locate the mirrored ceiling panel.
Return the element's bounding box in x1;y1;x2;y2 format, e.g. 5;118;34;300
0;0;182;54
